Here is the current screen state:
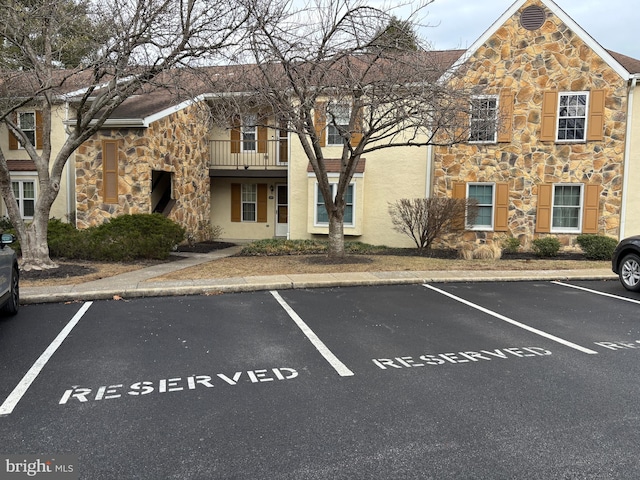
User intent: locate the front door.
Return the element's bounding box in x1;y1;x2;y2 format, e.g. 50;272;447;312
275;184;288;237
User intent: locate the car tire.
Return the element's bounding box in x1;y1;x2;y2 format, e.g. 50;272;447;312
3;265;19;316
619;253;640;292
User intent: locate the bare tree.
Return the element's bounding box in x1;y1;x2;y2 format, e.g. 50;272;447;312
0;0;253;270
212;0;477;257
388;197;478;253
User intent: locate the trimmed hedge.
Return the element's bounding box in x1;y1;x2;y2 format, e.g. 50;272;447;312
11;214;185;261
576;234;617;260
532;236;561;257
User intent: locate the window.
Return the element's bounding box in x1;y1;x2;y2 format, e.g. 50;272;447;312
242;115;257;151
469;97;497;143
467;183;494;229
551;184;582;232
18;112;36;147
12;180;35;218
241;184;257;222
315;183;354;225
327;104;350;145
557;92;588;141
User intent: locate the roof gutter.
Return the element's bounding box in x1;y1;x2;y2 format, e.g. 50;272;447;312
619;74;638;239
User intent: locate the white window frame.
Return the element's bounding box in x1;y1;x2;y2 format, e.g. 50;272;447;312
314;182;355;227
241;183;257;222
327;103;350;146
11;177;37;219
469;96;498;144
17;111;36;149
466;182;495;231
241;114;257;152
556;92;589;143
550;183;583;233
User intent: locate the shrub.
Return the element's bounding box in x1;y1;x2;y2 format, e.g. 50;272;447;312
576;234;617;260
501;236;521;254
88;214;185;261
48;218;85;258
532;236;561;257
388;197;479;253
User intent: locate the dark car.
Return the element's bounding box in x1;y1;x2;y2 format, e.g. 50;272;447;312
612;235;640;292
0;233;19;315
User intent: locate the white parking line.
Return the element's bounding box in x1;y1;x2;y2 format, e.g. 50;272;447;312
552;281;640;304
270;291;354;377
422;284;598;355
0;302;93;416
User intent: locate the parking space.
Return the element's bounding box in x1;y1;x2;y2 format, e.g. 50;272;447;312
2;280;640;478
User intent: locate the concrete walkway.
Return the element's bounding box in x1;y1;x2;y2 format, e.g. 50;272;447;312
21;246;618;304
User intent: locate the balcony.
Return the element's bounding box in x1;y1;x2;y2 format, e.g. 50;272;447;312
209;139;288;176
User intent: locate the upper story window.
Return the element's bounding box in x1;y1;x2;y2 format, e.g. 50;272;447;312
18;112;36;148
327;104;350;146
557;92;588;142
469;96;497;143
242;115;257;152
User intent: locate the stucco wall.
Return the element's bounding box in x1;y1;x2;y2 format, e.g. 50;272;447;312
0;104;73;221
210;177;280;240
433;0;628;248
623;82;640;238
288;139;428;248
75;105;211;239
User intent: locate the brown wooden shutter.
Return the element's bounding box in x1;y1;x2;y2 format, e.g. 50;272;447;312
315;102;326;147
540;91;558;142
497;89;514;143
257;184;268;222
103;140;119;203
257;125;268;154
8;112;18;150
535;183;553;233
587;89;605;142
452;181;466;230
35;110;43;149
582;184;601;233
350;106;363;147
231;183;241;222
230;117;241;154
494;182;509;231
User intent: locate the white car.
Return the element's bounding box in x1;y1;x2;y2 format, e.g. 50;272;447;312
0;234;19;315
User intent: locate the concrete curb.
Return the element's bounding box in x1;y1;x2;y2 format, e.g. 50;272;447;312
21;269;618;305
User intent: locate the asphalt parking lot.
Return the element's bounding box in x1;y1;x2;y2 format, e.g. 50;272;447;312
1;280;640;479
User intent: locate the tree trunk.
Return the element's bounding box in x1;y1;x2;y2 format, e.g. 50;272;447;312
328;212;345;257
19;217;57;271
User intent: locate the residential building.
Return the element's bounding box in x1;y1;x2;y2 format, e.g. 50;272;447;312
2;0;640;249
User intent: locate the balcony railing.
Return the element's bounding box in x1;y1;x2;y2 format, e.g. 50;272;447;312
209;140;288;169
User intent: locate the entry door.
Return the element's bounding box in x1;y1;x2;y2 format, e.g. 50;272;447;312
275;184;288;237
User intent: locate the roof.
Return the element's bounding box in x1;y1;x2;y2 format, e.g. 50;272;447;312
307;159;366;174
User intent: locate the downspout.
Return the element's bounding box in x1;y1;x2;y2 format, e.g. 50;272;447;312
425;144;433;198
287;131;291;240
619;76;637;239
64;101;76;227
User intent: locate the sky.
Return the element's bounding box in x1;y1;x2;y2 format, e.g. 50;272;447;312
414;0;639;59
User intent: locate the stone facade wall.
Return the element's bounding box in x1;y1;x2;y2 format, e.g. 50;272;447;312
75;105;211;240
433;0;628;249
